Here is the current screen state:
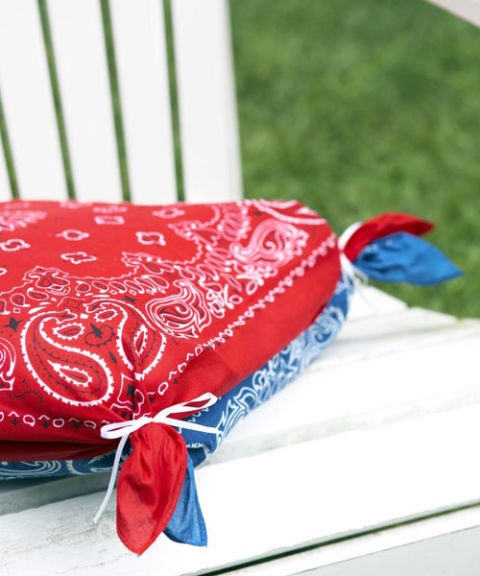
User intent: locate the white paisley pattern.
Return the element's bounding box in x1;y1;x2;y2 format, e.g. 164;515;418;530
0;200;337;444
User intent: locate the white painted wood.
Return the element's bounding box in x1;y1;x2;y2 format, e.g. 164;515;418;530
171;0;242;202
2;405;480;575
111;0;177;204
0;130;10;200
47;0;122;202
311;525;480;576
426;0;480;28
229;507;480;575
0;1;67;200
0;474;110;516
212;312;480;464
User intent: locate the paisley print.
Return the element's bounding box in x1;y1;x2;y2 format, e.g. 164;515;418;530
146;280;214;339
21;310;115;406
86;299;166;379
0;337;15;392
0;275;352;479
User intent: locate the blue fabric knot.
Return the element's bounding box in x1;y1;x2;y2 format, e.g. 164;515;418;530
354;232;462;286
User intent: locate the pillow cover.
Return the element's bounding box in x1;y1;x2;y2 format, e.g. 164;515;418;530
0;199;340;552
0;202;460;553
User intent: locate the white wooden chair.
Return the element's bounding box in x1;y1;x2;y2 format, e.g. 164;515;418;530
0;1;480;574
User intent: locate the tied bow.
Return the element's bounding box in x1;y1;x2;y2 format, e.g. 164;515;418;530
93;392;219;524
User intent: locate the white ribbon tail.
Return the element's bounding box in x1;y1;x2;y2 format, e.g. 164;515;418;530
93;434;128;524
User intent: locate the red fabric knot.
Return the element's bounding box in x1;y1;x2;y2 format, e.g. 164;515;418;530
117;423;188;555
94;393;219;554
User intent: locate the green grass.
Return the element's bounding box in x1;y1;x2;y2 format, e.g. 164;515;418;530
230;0;480;317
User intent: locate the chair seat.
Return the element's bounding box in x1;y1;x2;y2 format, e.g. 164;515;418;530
1;287;479;575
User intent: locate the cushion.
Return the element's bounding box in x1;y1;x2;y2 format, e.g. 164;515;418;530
0;203;459;553
0;199;340;553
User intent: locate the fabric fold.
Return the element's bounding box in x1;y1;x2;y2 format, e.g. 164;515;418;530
116;423;188;555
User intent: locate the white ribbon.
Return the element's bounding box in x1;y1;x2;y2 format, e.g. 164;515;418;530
338;221;362;252
93;392;219;524
338;221;369;290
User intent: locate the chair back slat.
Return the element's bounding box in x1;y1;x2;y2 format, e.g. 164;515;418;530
0;1;67;200
0;137;9;201
48;0;122;203
172;0;242;203
111;0;177;204
0;0;242;204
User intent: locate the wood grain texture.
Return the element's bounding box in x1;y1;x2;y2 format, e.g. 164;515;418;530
228;507;480;575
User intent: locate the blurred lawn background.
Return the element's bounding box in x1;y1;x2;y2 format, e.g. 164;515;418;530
230;0;480;317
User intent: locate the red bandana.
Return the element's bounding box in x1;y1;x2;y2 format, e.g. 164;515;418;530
0;199;340;552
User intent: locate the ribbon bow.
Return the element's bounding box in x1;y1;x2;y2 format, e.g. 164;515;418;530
93;392;219;524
